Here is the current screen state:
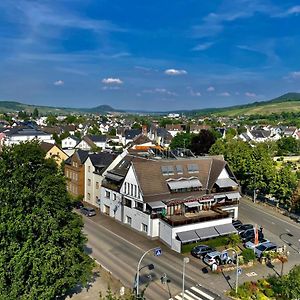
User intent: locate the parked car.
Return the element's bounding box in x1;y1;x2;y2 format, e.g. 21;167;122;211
244;238;269;249
203;251;233;266
238;224;254;234
254;242;277;258
74;201;84;209
191;245;216;259
288;212;300;223
232;219;243;229
80;207;96;217
240;228;264;243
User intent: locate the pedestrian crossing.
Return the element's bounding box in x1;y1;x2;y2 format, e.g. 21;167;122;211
169;284;217;300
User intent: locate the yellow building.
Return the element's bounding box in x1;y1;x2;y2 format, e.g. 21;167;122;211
41;142;69;166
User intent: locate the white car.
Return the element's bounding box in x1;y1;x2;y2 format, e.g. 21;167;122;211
245;238;269;249
203;251;233;266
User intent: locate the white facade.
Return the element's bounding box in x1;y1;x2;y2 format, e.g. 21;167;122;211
84;157;103;206
3;131;54;146
62;136;78;149
76;139;91;150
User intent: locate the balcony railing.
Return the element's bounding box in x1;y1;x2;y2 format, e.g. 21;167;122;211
212;200;239;208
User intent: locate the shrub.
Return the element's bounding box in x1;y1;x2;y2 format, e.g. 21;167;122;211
181;236;229;253
241;248;256;263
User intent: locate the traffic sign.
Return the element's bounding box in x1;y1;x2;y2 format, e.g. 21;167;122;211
154;247;162;256
237;268;242;275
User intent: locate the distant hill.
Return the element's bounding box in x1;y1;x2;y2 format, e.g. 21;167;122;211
1;92;300;116
0;101;117;114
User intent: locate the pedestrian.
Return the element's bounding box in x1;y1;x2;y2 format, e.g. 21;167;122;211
259;225;263;232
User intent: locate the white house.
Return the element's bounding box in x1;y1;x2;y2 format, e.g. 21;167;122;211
2;127;55;146
76;135;107;151
84;152;117;206
100;154;240;252
61;135;80;149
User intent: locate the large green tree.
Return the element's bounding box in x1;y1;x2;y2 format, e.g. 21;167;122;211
169;132;194;149
190;129;216;155
0;142;94;300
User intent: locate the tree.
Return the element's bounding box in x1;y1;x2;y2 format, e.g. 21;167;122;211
32;108;39;119
109;128;117;136
277;137;299;155
0;142;94;300
46;114;58;126
170;132;194;149
131;123;141;130
190;129;216;155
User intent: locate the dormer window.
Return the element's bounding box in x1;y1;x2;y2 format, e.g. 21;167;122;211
161;165;174;176
187;164;199;173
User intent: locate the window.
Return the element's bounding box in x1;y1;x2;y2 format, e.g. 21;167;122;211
134;185;137;198
176;165;183;174
126;216;132;225
105;190;110;198
96;182;99;189
113;193;117;201
142;223;148;233
187;164;199;173
124;198;132;208
87;193;90;200
161;165;174;176
88;166;91;172
135;201;143;211
130;184;134;196
88;179;91;186
66;170;69;178
124;182;128;194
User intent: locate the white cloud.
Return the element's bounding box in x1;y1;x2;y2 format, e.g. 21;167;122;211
245;92;257;97
207;86;215;92
142;88;177;96
53;80;64;86
187;86;201;97
192;42;214;51
164;69;187;76
276;6;300;17
102;78;123;84
219;92;231;97
102;86;120;90
289;71;300;79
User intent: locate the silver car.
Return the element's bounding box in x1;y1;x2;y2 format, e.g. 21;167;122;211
80;207;96;217
254;242;277;258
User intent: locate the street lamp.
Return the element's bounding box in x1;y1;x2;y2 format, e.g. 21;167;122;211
226;248;239;294
136;247;161;298
182;257;189;299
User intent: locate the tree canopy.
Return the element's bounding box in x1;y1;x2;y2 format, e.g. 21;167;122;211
0;142;94;300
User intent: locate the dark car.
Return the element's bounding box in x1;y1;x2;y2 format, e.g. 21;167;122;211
238;224;254;234
191;245;216;259
240;228;264;243
74;201;84;209
232;220;243;229
80;207;96;217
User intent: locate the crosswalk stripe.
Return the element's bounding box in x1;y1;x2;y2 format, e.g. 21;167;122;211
191;287;215;300
185;289;204;300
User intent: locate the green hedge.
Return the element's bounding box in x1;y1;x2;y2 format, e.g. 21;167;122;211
181;236;230;253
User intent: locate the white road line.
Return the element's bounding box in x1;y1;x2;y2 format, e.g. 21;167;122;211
180;292;197;300
186;289;203;300
286;229;290;232
242;201;300;230
191;287;215;300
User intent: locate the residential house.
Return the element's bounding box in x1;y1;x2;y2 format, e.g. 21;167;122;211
1;126;55;146
148;127;173;147
64;149;89;198
84;152;117;206
61;135;80;149
76;135;107;151
40;142;69;166
100;154;240;252
121;129;142;146
190;124;211;134
165;124;184;137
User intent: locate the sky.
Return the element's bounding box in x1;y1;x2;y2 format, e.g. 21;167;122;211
1;0;300;111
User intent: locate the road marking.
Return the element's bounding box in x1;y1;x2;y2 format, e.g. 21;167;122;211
186;289;203;300
286;229;290;232
271;222;275;225
246;272;257;277
241;200;300;230
83;215;145;252
191;287;215;300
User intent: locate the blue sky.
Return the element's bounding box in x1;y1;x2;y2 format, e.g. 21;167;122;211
1;0;300;111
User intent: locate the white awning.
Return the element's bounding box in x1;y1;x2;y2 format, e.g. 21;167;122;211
214;194;226;199
226;192;241;199
167;179;202;190
184;201;200;208
147;201;165;209
215;178;238;188
215;223;238;235
177;230;199;243
195;227;219;239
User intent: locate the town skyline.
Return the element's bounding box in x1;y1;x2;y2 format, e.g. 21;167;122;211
1;0;300;110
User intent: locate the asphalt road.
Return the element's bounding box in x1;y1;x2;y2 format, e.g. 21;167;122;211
83;216;221;300
238;198;300;265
